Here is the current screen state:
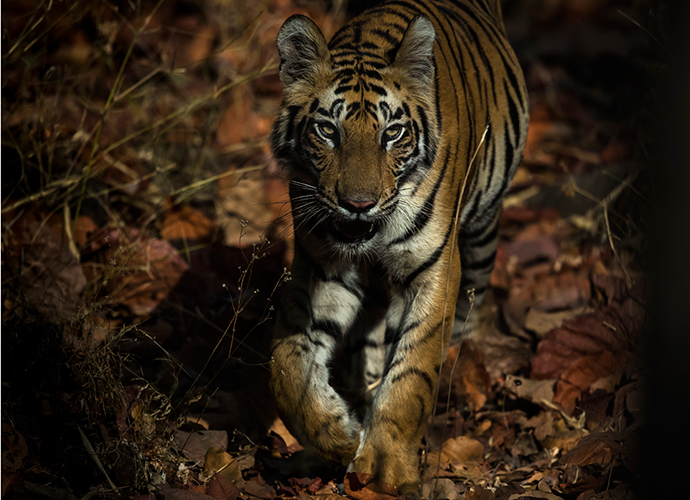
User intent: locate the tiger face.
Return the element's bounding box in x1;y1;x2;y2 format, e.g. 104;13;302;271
270;15;439;255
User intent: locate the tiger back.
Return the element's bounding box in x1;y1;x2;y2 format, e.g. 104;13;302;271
269;0;528;495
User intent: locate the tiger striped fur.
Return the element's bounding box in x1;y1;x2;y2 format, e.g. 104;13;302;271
269;0;528;494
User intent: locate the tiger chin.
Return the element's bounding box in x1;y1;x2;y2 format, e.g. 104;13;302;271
268;0;528;496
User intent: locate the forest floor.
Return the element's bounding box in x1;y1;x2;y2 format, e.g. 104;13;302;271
1;0;658;499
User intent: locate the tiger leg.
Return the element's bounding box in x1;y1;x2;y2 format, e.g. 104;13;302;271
453;208;501;340
269;264;363;465
340;313;386;418
349;270;457;496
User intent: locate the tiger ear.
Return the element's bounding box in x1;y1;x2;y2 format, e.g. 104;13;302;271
392;15;436;86
276;15;330;88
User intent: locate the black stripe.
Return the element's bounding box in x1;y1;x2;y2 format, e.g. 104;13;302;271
390;367;435;394
371;6;413;24
403;219;454;288
371;28;401;47
415;394;428;430
279;286;313;333
461;188;483;227
504;80;522;142
398;319;442;352
327;275;363;301
332;50;389;60
462;249;497;271
350;337;381;353
469;220;499;247
294;239;327;282
486;170;512;209
369;84;388;96
376;415;404;433
312;319;343;339
391;145;452;244
284;105;301;141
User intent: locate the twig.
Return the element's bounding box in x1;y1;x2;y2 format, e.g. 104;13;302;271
169;164;265;197
77;427;118;490
427;123;490;483
617;9;668;52
73;0;167;230
604;205;633;288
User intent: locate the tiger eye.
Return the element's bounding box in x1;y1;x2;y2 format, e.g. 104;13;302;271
316;123;336;137
384;125;403;140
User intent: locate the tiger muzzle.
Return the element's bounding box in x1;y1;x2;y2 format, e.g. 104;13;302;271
331;218;378;243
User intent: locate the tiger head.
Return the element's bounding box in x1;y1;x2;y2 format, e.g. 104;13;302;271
270;14;440;253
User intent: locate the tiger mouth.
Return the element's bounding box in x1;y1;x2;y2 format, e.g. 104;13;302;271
331;219;377;243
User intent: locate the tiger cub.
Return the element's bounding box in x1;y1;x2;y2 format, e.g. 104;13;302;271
269;0;528;494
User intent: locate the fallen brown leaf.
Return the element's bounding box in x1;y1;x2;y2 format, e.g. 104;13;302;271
344;472;400;500
561;433;620;467
157;484;215;499
553;349;628;414
506;375;556;406
420;478;459;499
268;417;302;453
243;474;276;499
175;430;229;463
204;447;243;484
524;307;591;338
507;491;564;500
7;218;86;317
531;309;624;381
505;235;560;267
1;423;28;474
94;228;190;316
162;205;217;243
467;485;496;500
437;435;484;465
437;341;491;411
206;474;241;500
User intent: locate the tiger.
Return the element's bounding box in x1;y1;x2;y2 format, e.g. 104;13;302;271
268;0;528;495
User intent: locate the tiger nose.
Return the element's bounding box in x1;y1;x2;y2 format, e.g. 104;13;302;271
338;197;377;214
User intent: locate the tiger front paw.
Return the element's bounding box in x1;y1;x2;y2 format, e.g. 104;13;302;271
348;444;420;498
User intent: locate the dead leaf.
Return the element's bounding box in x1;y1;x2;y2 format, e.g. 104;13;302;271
8;218;86;317
522;411;558;443
473;330;533;383
467;485;496;500
421;478;459;499
162;205;217;243
541;424;587;455
96;228;190;316
73;215;99;247
554;350;628;414
438;341;491;411
506;375;556;406
524;307;591;337
268;417;302;453
157;484;216;499
561;433;620;467
1;423;28;473
243;475;276;499
438;436;485;465
505;235;560;267
344;472;400;500
204;447;248;484
206;474;241;500
215;85;266;147
175;430;228;463
531;310;624;381
216;170;274;248
508;491;564;499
